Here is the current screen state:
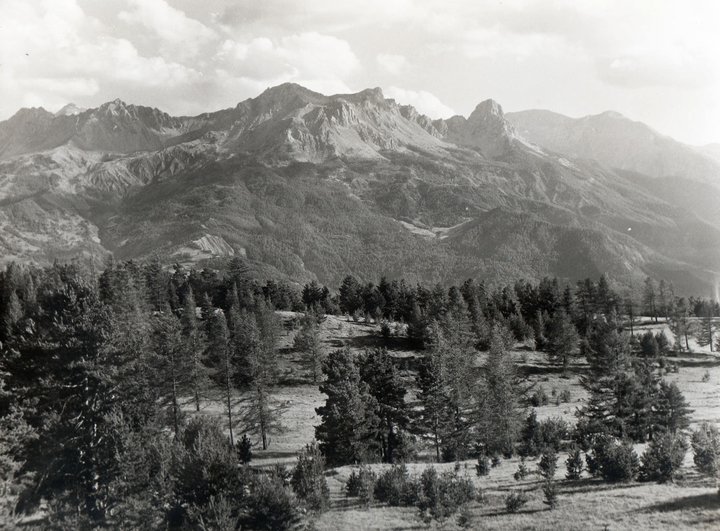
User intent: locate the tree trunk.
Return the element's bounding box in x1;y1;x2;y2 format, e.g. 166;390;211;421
171;355;179;438
225;352;234;447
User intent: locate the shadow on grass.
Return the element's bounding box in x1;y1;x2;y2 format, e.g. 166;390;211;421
557;478;647;496
479;507;548;518
640;492;720;513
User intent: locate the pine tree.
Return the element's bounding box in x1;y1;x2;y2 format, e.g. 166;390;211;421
150;310;188;437
208;310;235;446
578;320;632;438
227;305;260;388
293;312;324;383
668;298;692;351
242;299;281;449
655;381;692;434
643;277;658;323
424;319;475;459
315;348;380;466
545;310;579;370
360;349;410;463
338;275;363;318
476;324;524;456
180;288;210;412
144;256;168;312
1;290;22;339
695;301;716;352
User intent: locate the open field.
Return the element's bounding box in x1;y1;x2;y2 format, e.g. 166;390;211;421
184;312;720;530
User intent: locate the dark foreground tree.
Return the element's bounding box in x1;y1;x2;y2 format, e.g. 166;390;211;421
315;348;380;466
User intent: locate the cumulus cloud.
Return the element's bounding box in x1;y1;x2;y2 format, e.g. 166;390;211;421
216;32;359;94
385;87;456;119
377;54;410;76
118;0;216;59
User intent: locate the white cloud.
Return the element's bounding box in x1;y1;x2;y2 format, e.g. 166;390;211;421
385;87;455;119
377;54;410;76
118;0;217;60
216;32;359;93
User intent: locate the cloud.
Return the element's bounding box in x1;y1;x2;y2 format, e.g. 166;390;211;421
118;0;216;60
0;0;205;116
385;87;455;119
216;32;359;92
377;54;410;76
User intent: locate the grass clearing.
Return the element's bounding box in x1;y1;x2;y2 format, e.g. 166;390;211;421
184;312;720;529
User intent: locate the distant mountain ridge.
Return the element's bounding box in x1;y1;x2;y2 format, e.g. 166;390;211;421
506;109;720;187
0;83;718;295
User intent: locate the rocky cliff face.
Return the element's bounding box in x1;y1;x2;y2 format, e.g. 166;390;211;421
0;84;718;294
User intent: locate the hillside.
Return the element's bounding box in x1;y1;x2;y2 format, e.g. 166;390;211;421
1;84;719;294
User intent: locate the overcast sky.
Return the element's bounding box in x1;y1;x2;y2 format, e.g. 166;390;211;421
1;0;718;145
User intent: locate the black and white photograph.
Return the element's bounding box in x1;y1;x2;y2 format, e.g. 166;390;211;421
0;0;719;529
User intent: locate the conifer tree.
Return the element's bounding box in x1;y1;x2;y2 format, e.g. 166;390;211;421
315;348;380;466
360;348;409;463
578;321;632;438
208;310;235;446
476;324;524;456
181;288;210;412
695;301;716;352
150;310;188;437
643;277;658;323
667;298;691;351
293;311;324;383
655;381;692;434
545;309;579;370
416;349;453;461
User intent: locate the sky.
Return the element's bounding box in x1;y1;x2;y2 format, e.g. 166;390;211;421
1;0;719;145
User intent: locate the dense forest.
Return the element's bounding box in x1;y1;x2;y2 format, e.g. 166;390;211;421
0;257;719;529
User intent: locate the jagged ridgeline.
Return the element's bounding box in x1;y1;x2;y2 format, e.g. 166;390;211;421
1;83;719;294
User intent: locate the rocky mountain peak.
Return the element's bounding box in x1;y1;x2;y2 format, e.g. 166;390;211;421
55;103;86;117
471;98;505;118
440;97;518;159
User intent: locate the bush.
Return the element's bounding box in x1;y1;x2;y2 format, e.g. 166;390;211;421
417;467;476;520
241;474;302;531
380;321;392;341
529;387;549;407
345;466;376;506
690;422;720;478
559;389;572;403
565;445;584;480
237;434;253;464
701;370;711;383
504;491;528;513
639;432;687;483
457;504;473;528
374;464;419;506
538;417;570;452
537;448;558;481
520;413;569;456
513;457;529;481
591;437;639;482
542;480;558;509
291;442;330;511
476;454;490;476
491;454;502;467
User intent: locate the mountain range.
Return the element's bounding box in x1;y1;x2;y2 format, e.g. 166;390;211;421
0;83;719;295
